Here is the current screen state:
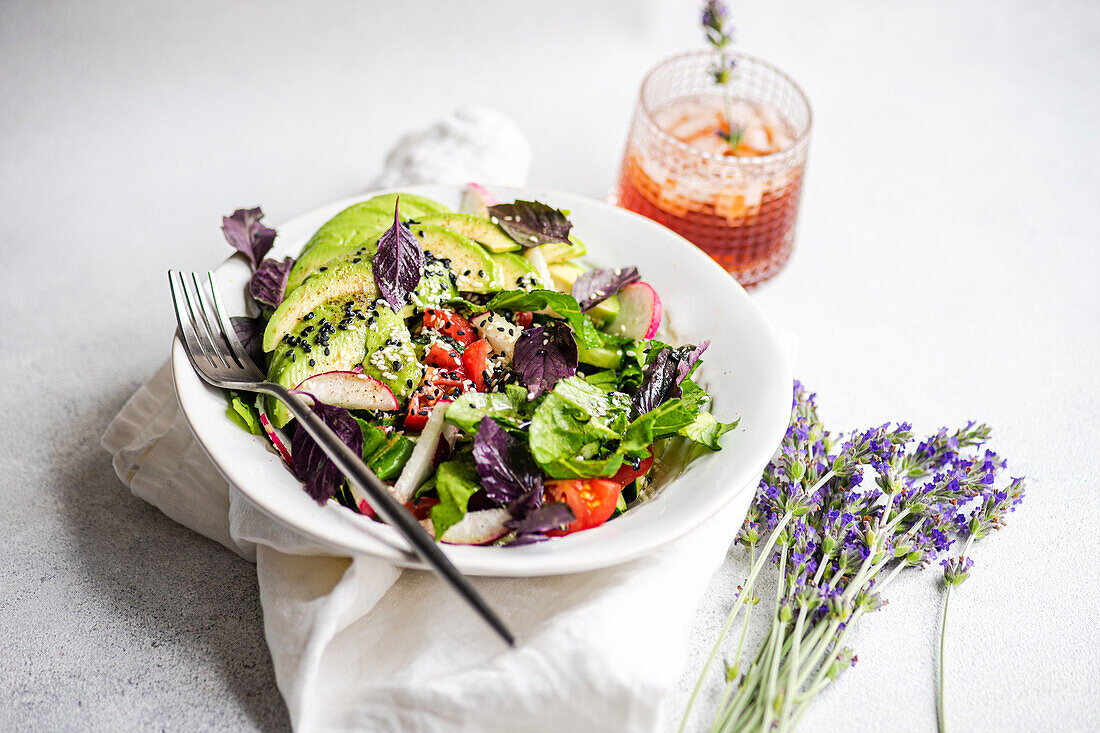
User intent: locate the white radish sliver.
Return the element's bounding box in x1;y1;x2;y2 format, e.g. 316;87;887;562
393;403;448;503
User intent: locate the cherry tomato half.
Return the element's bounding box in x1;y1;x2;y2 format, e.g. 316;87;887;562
423;308;476;346
461;338;493;392
425;342;463;370
544;479;623;536
611;451;654;486
403;367;474;431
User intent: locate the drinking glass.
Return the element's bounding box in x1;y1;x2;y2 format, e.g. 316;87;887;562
613;51;812;288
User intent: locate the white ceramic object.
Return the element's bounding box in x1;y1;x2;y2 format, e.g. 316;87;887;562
171;184;792;576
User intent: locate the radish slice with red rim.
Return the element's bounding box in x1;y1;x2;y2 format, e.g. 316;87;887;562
420;508;512;545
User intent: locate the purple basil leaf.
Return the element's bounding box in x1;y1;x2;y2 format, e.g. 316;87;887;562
472;417;543;504
290;396;364;504
222;207;276;269
505;501;574;533
231;315;265;366
506;532;550;547
634;342;710;413
373;197;424;310
572;266;641;312
509;486;543;519
512;321;578;399
249;256;295;309
488;200;573;247
671;340;709;397
633;347;680;415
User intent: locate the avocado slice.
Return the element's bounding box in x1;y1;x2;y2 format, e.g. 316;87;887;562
297;202;389;254
491;251;545;291
265;296;375;427
414;213;520;253
288;193;449;293
407;224;504;293
360;192;450;219
407;253;459;310
359;305;422;400
577;342;623;369
263;255;379;353
288;232;382;294
537;234;587;263
546;262;620;326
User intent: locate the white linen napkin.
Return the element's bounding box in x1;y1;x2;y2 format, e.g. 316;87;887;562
102;106;743;732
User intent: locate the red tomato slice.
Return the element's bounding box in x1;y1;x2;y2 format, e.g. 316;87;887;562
544;479;622;536
611;452;654;486
425;342;463;370
423;365;474;392
404;368;474;431
406;496;440;521
423;308;476;346
513;311;534;328
461;338;493;392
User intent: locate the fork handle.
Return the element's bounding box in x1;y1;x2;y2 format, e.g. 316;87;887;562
261;382;515;647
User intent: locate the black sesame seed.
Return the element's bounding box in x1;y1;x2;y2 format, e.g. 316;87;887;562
309;358;316;367
304;312;314;320
352;257;361;263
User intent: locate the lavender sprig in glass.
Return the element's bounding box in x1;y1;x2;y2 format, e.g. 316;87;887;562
679;382;1026;733
701;1;744;151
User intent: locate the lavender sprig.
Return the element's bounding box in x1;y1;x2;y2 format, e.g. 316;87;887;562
701;1;743;153
680;381;1026;733
937;474;1024;733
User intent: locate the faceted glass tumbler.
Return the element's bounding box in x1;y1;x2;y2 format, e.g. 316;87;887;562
613;51;812;288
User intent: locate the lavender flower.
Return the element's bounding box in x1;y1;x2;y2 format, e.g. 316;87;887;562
700;1;740;153
701;1;733;47
940;556;974;587
681;381;1026;733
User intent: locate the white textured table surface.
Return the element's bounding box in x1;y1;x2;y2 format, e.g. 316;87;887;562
2;1;1097;730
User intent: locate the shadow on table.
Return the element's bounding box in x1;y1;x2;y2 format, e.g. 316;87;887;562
55;381;291;731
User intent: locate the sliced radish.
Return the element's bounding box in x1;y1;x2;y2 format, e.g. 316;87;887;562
259;410;293;467
420;508;512;545
604;281;662;339
294;371;398;412
393;403;448;502
460;182;497;217
524;246;554;292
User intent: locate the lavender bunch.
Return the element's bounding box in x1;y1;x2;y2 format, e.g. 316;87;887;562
679;382;1025;733
701;1;743;151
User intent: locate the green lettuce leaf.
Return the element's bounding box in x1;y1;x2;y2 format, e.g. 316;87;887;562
430;458;483;539
484;289;606;348
225;391;263;435
445;391;528;434
681;412;739;450
528;377;632;479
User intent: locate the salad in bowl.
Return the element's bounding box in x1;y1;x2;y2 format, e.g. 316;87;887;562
220;185;737;547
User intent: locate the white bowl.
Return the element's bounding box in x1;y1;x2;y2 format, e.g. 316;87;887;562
172;184;791;576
